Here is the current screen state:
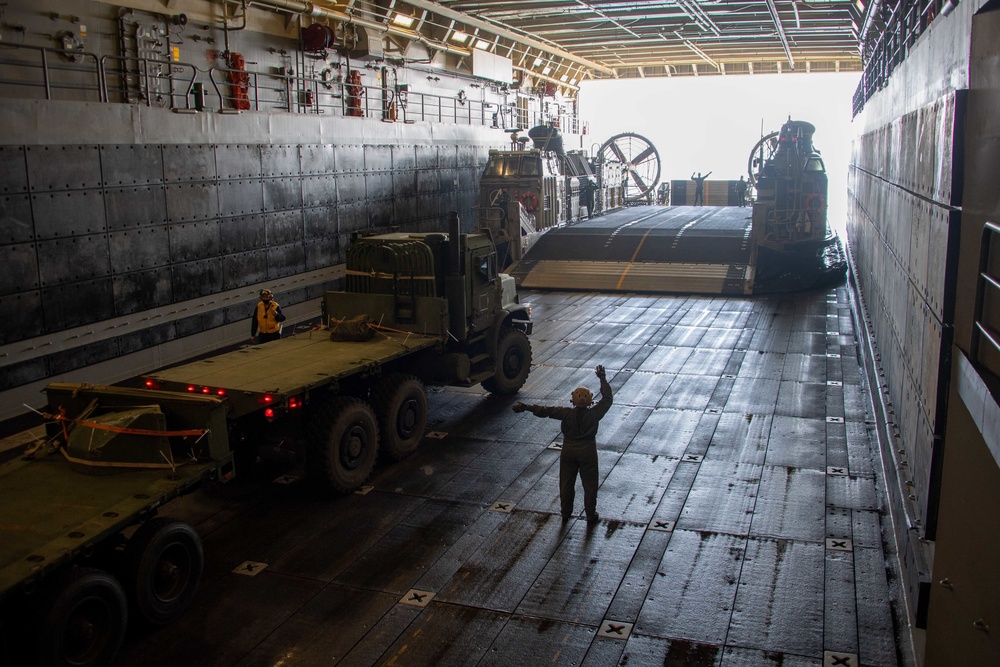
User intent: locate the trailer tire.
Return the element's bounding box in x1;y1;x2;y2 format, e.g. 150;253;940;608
36;567;127;667
482;327;532;395
309;397;379;493
374;374;428;461
125;518;203;626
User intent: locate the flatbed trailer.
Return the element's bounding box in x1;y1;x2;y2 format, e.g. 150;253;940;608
145;326;442;420
0;384;233;667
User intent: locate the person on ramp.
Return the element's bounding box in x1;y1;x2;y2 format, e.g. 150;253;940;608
513;365;613;523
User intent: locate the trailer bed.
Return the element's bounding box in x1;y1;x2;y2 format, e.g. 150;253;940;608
147;329;442;400
0;452;220;600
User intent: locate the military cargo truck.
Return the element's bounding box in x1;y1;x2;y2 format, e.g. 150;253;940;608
0;213;532;666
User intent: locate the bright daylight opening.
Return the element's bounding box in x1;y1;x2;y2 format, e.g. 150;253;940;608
578;73;861;232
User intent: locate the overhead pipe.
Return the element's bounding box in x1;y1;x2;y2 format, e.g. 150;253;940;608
246;0;472;57
764;0;795;69
400;0;613;74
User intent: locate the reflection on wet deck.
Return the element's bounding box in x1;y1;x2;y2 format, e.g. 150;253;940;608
116;286;901;667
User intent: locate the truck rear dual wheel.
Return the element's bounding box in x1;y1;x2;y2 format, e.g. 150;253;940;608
374;374;428;461
309;397;380;493
125;518;204;626
36;567;128;667
482;327;532;395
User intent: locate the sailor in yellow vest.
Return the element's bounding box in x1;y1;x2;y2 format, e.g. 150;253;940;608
250;288;286;343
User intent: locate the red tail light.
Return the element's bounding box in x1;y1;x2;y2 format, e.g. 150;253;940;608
216;388;226;396
289;396;302;409
201;386;211;394
264;408;275;419
187;385;196;392
144;379;159;389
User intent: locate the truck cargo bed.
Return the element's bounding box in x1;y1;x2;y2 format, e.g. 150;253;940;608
148;329;442;398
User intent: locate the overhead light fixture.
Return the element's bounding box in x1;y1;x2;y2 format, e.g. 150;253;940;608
560;74;568;82
451;31;469;44
542;66;552;75
940;0;957;15
570;78;577;85
474;39;491;50
533;57;544;66
392;13;415;28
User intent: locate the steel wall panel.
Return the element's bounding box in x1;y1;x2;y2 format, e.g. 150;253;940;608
163;145;217;182
438;145;458;169
26;145;103;191
908;198;930;305
366;172;393;199
263;177;302;211
169;220;221;262
165;182;219;222
457;145;475;168
223;250;267;289
218;180;264;217
1;194;33;243
335;144;365;172
366;198;394;228
364;144;393;172
394;195;418;222
220;214;266;253
393;146;416;171
459;167;477;191
0;355;46;389
48;338;120;375
302;175;337;207
267;243;306;278
415;146;438;169
172;259;223;300
100;145;164;186
37;235;111;286
174;310;227;338
109;225;169;271
300;144;335;175
393;171;417;197
216;144;262;180
337;173;366;203
439;169;458;193
338;202;367;233
0;146;28;193
418;194;446;221
926;207;952;319
112;269;172;314
305;237;340;270
932;96;956;206
261;144;301;177
105;186;167;230
5;292;44;343
0;243;39;294
303;206;337;240
117;323;173;355
416;169;440;195
265;210;304;246
32;190;106;238
42;278;114;330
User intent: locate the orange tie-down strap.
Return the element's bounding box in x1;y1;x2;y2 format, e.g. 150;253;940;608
45;408;208;439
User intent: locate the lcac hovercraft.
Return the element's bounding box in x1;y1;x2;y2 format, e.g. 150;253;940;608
748;118;847;292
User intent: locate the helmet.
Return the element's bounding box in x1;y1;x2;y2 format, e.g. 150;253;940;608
259;288;273;299
571;387;593;408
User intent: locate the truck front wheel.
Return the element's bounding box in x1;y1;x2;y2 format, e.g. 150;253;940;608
125;518;204;626
374;374;428;460
482;327;532;395
36;567;128;667
309;397;379;493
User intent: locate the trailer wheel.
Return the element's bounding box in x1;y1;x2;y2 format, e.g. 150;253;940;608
482;327;532;395
374;374;428;460
309;397;379;493
36;567;127;667
125;518;203;626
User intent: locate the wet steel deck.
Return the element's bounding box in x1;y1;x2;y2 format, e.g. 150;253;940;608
114;285;906;667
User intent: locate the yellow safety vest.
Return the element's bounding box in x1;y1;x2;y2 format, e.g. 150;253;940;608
256;301;282;334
